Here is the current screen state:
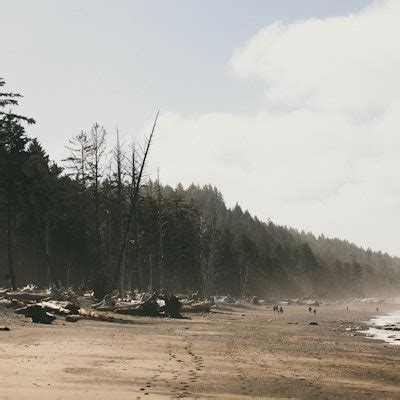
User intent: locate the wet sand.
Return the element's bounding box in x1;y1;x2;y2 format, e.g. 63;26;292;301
0;303;399;399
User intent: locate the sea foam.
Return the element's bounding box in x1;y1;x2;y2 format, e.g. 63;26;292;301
361;311;400;345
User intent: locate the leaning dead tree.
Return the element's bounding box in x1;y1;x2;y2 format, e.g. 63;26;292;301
113;111;159;291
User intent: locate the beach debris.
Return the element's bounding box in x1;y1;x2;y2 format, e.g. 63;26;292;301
181;300;213;313
103;292;188;319
114;292;161;317
36;301;80;316
309;321;319;325
0;326;10;331
288;298;320;306
0;299;12;308
5;284;82;324
68;309;139;325
3;286;192;324
5;290;49;303
250;296;259;305
20;284;40;292
164;294;185;318
15;304;56;324
48;286;68;301
214;295;240;305
65;315;80;322
351;298;385;304
92;294;116;311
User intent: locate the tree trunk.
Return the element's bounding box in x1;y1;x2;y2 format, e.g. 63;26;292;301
32;229;37;283
6;190;16;290
149;253;153;292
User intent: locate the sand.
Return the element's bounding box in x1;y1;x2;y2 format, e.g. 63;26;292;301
0;302;399;399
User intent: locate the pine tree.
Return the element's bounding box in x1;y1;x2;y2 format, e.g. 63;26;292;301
0;79;35;289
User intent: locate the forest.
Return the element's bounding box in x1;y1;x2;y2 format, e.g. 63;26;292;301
1;78;400;300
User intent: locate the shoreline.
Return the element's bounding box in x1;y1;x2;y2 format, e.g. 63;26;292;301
1;302;400;399
359;308;400;346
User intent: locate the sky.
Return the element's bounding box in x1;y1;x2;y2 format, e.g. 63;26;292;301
2;0;400;255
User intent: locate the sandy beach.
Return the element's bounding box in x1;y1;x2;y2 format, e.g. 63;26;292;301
0;302;399;399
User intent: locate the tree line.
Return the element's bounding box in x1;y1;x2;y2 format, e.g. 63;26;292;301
1;79;400;299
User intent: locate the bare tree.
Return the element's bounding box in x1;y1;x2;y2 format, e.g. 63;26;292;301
88;123;107;271
112;128;128;296
113;111;159;287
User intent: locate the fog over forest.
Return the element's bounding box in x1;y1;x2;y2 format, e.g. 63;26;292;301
1;78;400;299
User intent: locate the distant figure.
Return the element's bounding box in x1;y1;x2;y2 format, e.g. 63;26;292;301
346;307;348;312
313;309;317;315
376;307;379;312
308;306;312;313
279;306;284;314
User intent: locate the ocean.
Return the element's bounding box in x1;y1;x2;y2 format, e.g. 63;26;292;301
361;310;400;345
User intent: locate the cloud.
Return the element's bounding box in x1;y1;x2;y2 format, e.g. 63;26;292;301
229;0;400;114
150;0;400;255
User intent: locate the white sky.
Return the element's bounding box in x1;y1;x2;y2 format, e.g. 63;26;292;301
3;0;400;255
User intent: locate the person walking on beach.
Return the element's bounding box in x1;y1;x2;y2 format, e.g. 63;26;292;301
313;309;317;315
308;306;312;313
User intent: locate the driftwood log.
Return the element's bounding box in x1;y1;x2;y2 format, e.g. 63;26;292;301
6;292;49;302
114;292;160;317
0;326;10;331
93;293;186;319
163;294;184;318
15;304;56;324
181;301;213;313
36;301;80;316
66;309;138;325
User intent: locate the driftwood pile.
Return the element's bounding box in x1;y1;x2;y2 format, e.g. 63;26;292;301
91;293;213;318
0;284;81;324
0;285;214;325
